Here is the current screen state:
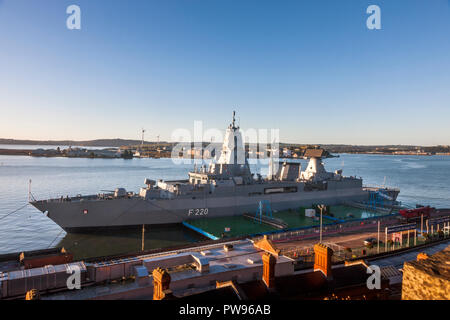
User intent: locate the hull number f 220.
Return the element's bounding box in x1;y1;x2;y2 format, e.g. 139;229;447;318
188;208;208;216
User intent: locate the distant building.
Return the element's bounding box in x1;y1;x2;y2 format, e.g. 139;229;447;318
30;147;121;158
282;148;292;157
31;149;59;157
91;149;121;158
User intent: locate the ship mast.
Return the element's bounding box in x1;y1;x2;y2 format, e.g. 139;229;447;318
232;111;236;129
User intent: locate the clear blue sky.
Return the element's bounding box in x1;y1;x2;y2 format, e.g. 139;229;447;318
0;0;449;145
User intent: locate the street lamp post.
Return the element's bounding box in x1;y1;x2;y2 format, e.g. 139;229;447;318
141;224;145;252
318;205;326;243
421;214;424;234
320;209;322;243
377;220;380;253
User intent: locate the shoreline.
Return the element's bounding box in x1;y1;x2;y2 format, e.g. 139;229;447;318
1;148;449;158
0;149;120;159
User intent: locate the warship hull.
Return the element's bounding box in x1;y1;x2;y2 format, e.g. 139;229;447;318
31;183;368;232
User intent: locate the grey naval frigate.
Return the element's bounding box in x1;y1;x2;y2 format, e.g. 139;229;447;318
30;113;397;232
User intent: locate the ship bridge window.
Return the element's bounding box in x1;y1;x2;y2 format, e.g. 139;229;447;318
264;186;298;194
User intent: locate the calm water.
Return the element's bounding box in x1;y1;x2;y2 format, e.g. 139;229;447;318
0;153;449;259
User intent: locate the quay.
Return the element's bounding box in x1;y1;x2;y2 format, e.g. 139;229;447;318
0;207;448;300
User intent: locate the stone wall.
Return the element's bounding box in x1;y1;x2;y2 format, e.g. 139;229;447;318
401;246;450;300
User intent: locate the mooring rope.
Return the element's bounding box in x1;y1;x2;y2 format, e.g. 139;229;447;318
47;229;65;248
0;203;29;221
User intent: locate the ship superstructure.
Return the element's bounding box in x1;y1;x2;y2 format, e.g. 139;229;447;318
31;112;372;232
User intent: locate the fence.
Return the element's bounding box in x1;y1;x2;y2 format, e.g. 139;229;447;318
265;214;399;243
282;230;450;265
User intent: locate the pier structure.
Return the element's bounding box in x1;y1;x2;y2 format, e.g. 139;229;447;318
0;227;449;300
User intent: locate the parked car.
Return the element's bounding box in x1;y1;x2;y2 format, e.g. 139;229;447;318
363;238;378;246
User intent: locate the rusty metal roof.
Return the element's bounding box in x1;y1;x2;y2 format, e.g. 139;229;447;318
304;149;326;158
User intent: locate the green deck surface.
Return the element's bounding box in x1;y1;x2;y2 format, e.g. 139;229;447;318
185;208;335;239
272;209;334;228
328;205;390;221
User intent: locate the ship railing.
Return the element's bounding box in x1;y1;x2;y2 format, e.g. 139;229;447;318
41;194;101;203
266;214;400;243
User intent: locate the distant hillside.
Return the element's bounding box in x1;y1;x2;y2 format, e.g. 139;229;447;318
0;138;448;154
0;138;159;147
